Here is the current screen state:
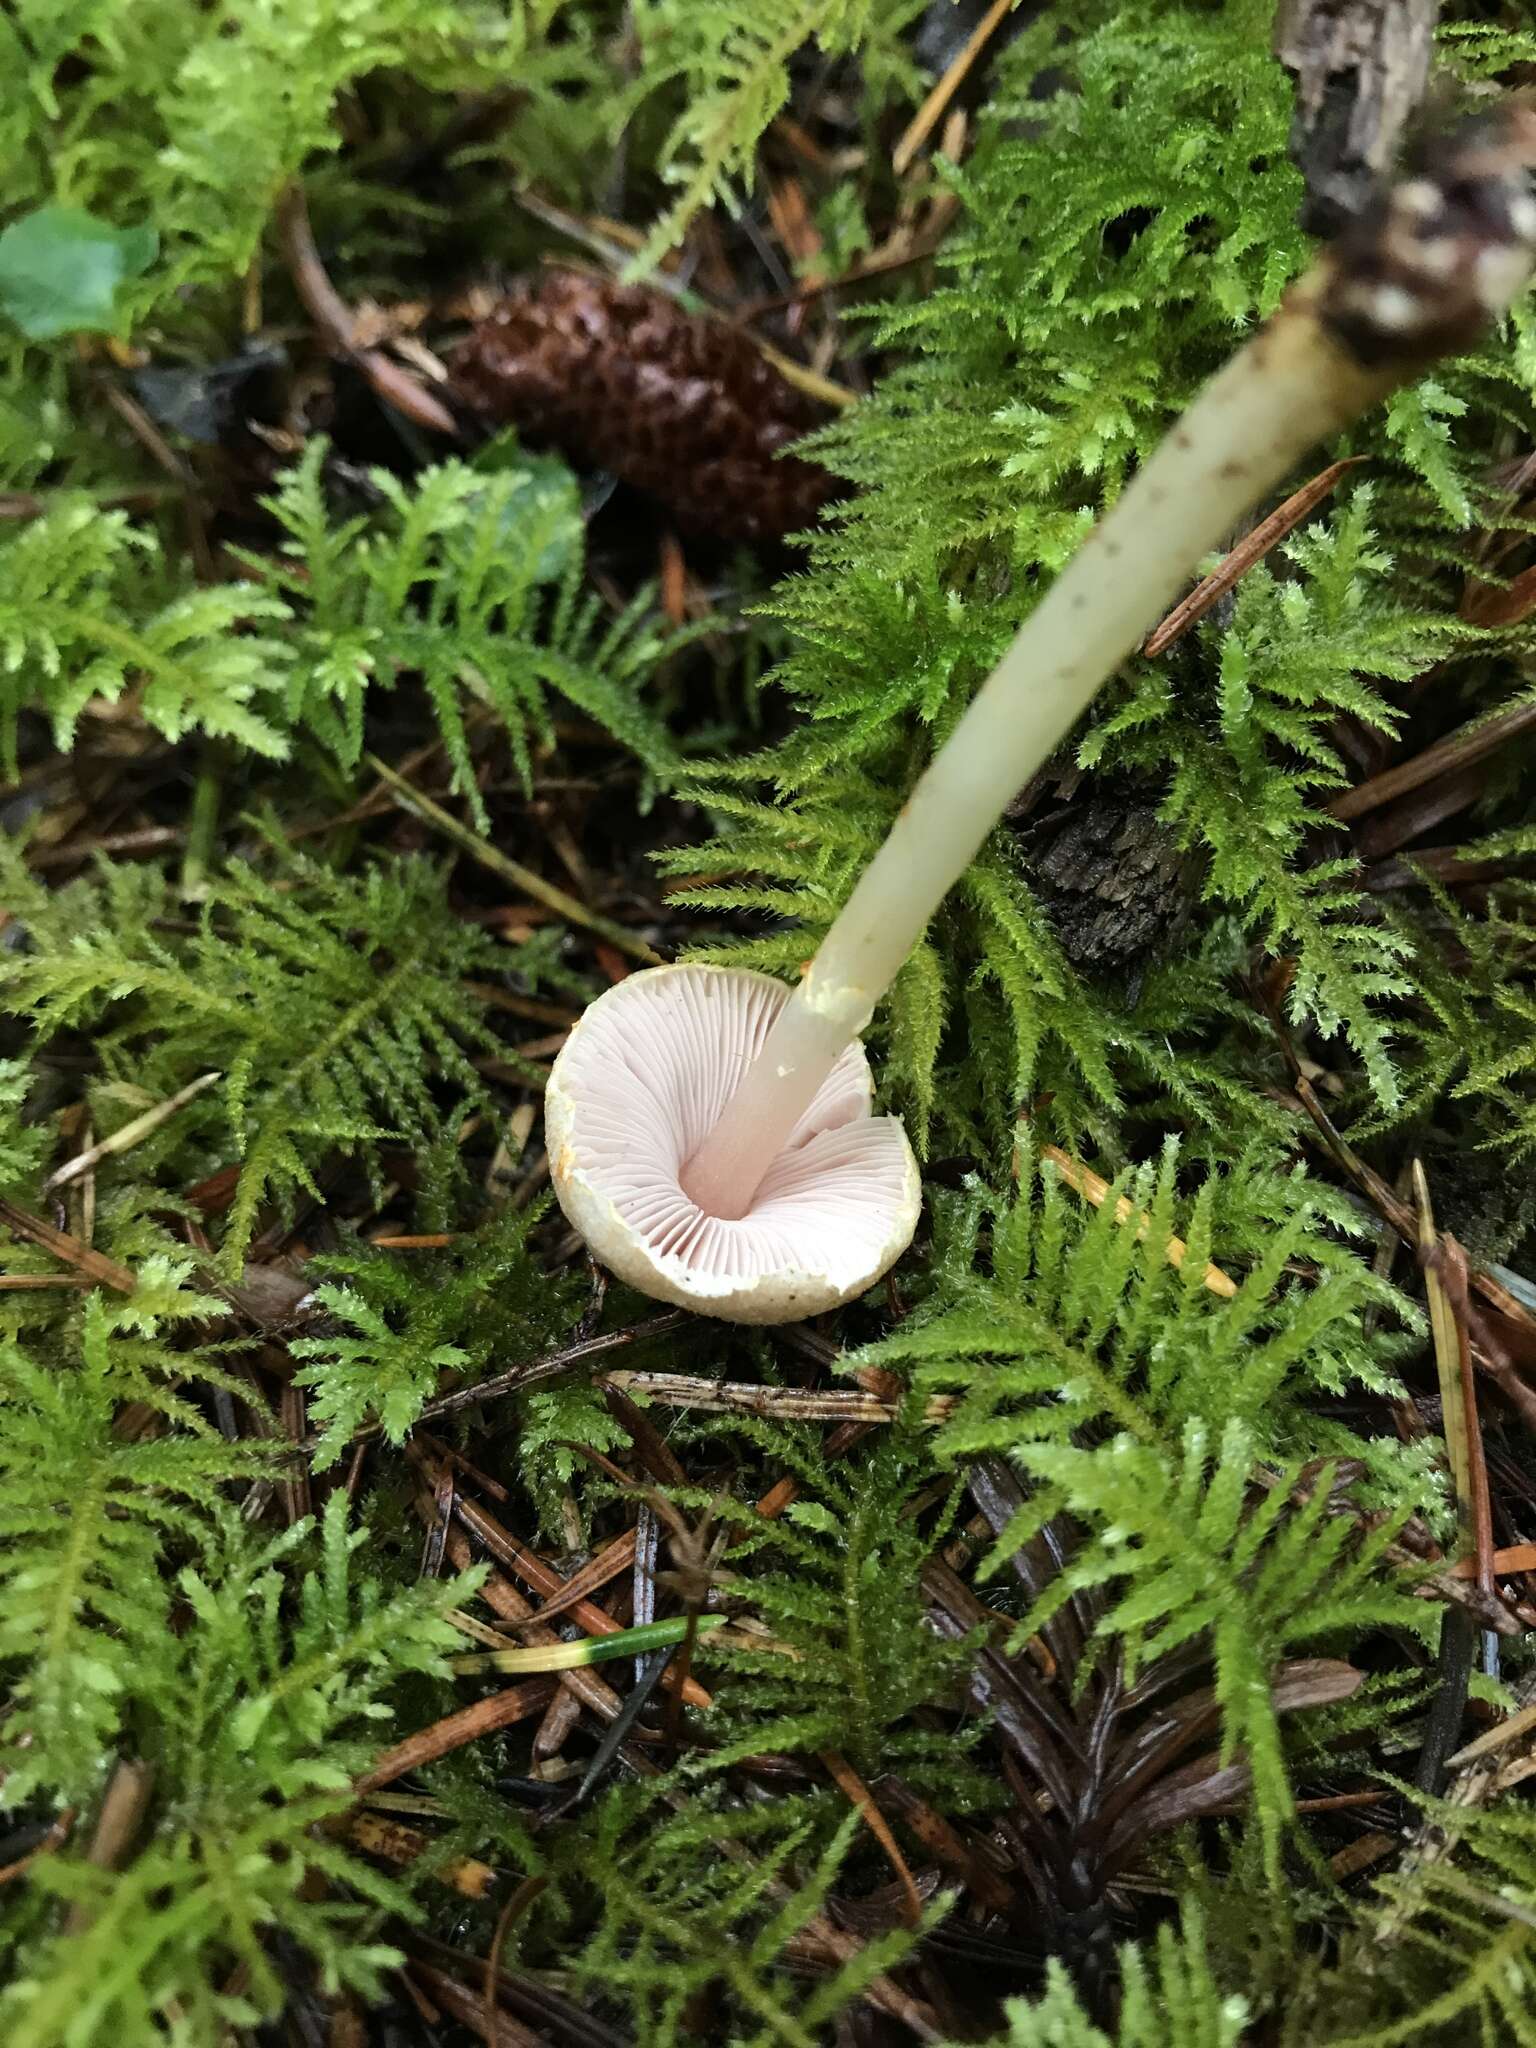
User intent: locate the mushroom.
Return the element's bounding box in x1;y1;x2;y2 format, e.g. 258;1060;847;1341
551;112;1536;1321
546;964;919;1323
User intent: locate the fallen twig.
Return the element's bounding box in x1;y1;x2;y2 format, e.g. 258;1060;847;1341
44;1072;222;1192
1328;695;1536;821
412;1311;691;1424
892;0;1017;176
1414;1164;1495;1599
413;1445;713;1708
821;1749;923;1926
64;1760;155;1936
0;1196;135;1294
355;1681;558;1795
365;752;661;966
0;1809;75;1888
1143;457;1364;657
598;1369;957;1426
276;183;458;437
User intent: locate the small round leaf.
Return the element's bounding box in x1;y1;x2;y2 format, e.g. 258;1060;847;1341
0;205;158;341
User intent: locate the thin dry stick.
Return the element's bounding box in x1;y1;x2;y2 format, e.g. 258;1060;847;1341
1414;1189;1497;1601
412;1311;690;1424
1462;558;1536;627
0;487;177;522
820;1749;924;1926
446;1610;525;1653
355;1681;558;1794
598;1369;956;1426
892;0;1017;176
277;1383;311;1529
364;752;661;966
530;1684;584;1764
276;183;458;437
1415;1163;1474;1512
485;1878;547;2048
67;1106;95;1253
408;1961;542;2048
1374;1664;1536;1955
421;1461;714;1709
1033;1141;1240;1298
28;825;183;869
1447;1695;1536;1768
463;983;582;1026
1263;1016;1536;1351
736;242;953;322
1451;1542;1536;1581
1353;762;1483;859
422;1503;637;1735
0;1195;135;1293
883;1776;1018;1914
64;1759;155;1936
1288;1098;1536;1431
524;1528;638;1624
1143;456;1365;656
0;1809;75;1887
752;335;857;411
1328;694;1536;820
44;1072;222;1192
95;381;215;583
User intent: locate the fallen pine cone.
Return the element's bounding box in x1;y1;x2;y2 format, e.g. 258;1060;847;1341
449;271;839;545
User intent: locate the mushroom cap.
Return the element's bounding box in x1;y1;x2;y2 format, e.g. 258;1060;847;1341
546;964;920;1324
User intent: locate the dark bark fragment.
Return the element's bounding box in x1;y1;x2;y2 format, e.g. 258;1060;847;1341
1275;0;1440;236
1016;788;1202;986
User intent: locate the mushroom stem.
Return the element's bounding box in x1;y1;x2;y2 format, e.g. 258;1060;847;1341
680;117;1536;1223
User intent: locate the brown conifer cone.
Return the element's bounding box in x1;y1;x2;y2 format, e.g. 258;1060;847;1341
448;271;838;545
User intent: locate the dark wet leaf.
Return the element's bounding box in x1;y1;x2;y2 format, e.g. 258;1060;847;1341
131;343;286;444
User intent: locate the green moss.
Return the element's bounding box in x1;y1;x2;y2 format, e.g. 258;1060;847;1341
4;4;1536;2042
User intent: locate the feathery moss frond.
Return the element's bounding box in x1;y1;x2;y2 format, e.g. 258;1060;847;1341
0;1261;261;1805
258;437;687;818
553;1789;926;2048
679;1431;985;1792
0;844;536;1269
859;1148;1426;1865
961;1903;1247;2048
625;1;884;271
291;1205;586;1464
0;499;291;771
0;1495;478;2048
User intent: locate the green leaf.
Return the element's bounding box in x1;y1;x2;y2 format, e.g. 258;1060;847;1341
468;433;585;583
0;206;157;339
